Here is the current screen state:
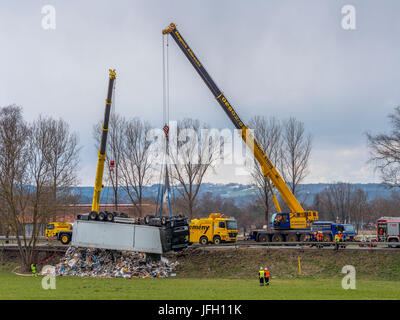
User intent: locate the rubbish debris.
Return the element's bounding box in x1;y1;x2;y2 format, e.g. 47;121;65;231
53;246;179;279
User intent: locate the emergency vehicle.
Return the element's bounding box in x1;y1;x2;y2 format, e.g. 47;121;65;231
376;217;400;248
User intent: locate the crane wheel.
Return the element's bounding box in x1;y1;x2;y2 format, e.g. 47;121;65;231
89;211;98;220
98;212;106;221
161;216;167;225
213;236;221;245
106;212;114;222
272;233;284;242
287;234;298;242
258;234;268;242
145;215;153;225
60;233;71;245
200;236;208;245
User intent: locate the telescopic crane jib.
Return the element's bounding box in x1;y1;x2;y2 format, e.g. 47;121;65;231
90;69;116;222
162;22;318;230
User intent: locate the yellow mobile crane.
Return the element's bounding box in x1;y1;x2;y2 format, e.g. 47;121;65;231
163;23;320;243
89;69;116;222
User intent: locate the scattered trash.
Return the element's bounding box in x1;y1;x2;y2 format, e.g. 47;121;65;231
53;246;179;279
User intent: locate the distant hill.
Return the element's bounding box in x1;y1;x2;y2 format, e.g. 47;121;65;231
73;182;396;206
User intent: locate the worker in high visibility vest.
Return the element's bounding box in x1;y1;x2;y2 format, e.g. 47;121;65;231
258;267;265;286
264;267;270;286
31;263;37;278
334;233;341;251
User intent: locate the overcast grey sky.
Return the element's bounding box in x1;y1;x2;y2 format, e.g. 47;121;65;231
1;0;400;185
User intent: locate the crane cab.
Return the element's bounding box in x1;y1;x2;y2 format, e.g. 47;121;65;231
271;211;319;230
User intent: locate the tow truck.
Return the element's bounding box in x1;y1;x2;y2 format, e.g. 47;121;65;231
162;22;356;243
61;69;189;254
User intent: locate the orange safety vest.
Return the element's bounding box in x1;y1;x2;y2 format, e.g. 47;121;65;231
265;270;270;277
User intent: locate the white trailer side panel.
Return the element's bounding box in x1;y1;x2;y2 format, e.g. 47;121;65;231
71;220;163;254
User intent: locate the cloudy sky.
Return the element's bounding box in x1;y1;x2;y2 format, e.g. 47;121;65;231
1;0;400;186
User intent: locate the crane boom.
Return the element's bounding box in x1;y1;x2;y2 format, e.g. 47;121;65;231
162;23;305;214
91;69;116;213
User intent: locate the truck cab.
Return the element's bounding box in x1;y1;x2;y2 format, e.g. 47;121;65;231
377;217;400;247
189;213;238;245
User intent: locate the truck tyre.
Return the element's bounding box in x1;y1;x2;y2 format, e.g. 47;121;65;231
89;211;98;220
287;234;298;243
106;212;114;222
389;238;399;248
98;211;106;221
272;233;284;243
60;233;71;245
258;234;269;242
200;236;208;245
145;215;152;225
161;216;167;225
213;236;221;245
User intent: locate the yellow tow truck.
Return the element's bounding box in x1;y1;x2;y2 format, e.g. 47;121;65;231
45;222;73;244
189;213;238;245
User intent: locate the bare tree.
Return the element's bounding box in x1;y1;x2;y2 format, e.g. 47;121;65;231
119;117;153;216
0;106;33;270
248;116;282;224
45;116;81;214
0;106;80;270
366;106;400;187
280;117;312;197
170;118;220;219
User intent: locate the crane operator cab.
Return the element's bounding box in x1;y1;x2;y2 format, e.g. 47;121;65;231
271;213;290;229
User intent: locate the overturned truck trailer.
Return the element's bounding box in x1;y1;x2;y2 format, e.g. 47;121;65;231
72;215;189;254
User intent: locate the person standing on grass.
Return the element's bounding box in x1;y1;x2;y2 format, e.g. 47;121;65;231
264;268;270;286
31;263;37;278
258;267;265;286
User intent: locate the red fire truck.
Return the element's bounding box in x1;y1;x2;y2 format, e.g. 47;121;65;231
377;217;400;248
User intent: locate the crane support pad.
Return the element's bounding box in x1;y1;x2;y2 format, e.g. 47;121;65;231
71;220;164;254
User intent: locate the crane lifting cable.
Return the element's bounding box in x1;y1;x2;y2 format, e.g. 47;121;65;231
155;33;174;218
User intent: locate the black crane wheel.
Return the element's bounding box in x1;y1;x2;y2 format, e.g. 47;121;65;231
98;212;106;221
106;212;114;222
89;211;98;220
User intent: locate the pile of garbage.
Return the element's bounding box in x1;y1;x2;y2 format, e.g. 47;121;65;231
53;247;178;279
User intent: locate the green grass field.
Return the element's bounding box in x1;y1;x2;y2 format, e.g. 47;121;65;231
1;272;399;300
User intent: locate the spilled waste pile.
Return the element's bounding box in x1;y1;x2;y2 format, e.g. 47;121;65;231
53;246;178;279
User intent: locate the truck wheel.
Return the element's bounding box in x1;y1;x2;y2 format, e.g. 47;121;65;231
89;211;98;220
200;236;208;245
258;234;268;242
272;233;284;242
145;215;153;225
98;211;106;221
213;236;221;245
389;238;399;248
106;212;114;222
287;234;298;242
161;216;167;225
60;233;71;245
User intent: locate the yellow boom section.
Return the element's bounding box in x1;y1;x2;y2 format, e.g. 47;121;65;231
91;69;116;213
